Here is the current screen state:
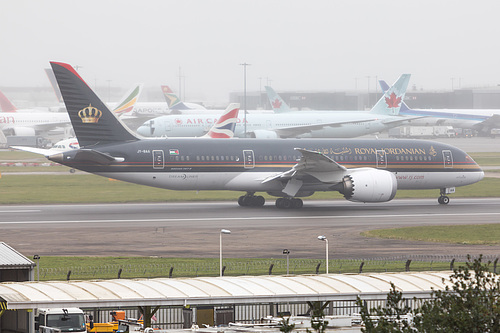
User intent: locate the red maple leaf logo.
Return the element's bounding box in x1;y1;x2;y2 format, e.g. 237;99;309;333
385;92;401;108
272;98;282;109
175;118;182;125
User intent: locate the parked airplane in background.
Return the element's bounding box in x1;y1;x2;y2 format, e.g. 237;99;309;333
0;83;143;137
13;103;240;157
265;86;293;113
42;62;483;208
137;74;415;139
161;85;206;112
379;80;500;135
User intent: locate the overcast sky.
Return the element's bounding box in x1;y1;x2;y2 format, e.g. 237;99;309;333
2;0;500;103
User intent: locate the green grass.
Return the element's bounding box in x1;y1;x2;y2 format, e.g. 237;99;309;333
362;224;500;245
35;256;462;280
469;152;500;166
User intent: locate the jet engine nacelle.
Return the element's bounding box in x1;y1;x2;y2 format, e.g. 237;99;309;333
11;127;36;136
251;130;279;139
342;168;397;203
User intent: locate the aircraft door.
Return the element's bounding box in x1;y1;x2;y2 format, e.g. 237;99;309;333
376;150;387;168
442;150;453;168
243;150;255;169
153;150;165;169
165;119;172;132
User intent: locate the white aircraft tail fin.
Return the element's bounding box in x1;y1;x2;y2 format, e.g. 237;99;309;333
265;86;292;113
369;74;411;116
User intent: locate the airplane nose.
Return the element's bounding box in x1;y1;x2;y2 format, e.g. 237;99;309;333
137;120;155;137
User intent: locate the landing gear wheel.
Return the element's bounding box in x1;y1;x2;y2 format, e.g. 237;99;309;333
276;198;303;209
238;194;265;207
438;196;450;205
292;198;303;208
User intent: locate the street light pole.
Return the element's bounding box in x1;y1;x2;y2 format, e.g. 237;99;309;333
220;229;231;276
283;249;290;275
33;255;40;282
240;63;251;137
317;236;329;274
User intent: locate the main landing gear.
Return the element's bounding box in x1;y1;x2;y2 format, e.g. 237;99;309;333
238;193;265;207
275;197;303;209
438;187;454;205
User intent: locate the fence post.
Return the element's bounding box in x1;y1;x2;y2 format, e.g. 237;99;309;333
494;258;498;274
66;270;71;281
117;268;122;279
222;266;226;276
450;258;455;271
359;262;364;274
169;267;174;278
268;264;274;275
405;260;411;272
315;263;321;275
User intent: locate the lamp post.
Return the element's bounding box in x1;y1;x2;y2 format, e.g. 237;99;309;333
220;229;231;276
33;255;40;282
240;63;251;137
283;249;290;275
317;236;328;274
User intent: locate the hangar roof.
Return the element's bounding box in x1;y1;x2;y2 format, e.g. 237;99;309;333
0;242;35;269
0;272;451;309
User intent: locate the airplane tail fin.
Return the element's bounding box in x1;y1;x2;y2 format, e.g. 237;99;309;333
378;79;411;112
161;85;190;110
369;74;411;115
50;62;140;148
0;90;18;112
112;83;143;116
265;86;291;113
202;103;240;138
45;68;64;103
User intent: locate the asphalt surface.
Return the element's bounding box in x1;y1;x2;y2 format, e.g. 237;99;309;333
1;198;499;259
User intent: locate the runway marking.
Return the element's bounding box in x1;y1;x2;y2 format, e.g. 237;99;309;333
0;210;41;213
1;212;500;225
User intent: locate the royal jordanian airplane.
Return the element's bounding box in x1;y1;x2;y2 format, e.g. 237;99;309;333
137;74;415;139
43;62;484;208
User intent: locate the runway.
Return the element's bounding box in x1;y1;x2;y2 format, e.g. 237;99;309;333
1;198;499;259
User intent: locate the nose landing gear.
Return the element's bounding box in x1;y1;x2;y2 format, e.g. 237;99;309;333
438;187;454;205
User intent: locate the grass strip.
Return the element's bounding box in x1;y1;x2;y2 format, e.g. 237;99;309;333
362;224;500;245
35;256;463;281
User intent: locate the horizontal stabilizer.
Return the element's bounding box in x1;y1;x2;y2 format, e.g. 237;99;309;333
48;149;121;165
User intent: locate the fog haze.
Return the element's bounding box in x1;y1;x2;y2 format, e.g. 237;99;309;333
1;0;500;103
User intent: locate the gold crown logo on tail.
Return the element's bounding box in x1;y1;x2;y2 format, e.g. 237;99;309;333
78;104;102;123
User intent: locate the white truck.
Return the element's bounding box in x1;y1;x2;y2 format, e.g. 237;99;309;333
35;308;88;333
388;126;455;138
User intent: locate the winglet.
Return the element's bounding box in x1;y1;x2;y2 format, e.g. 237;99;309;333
50;62;139;148
265;86;291;113
203;103;240;138
0;90;17;112
369;74;411;115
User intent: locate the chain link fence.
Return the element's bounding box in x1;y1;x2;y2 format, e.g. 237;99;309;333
38;254;499;281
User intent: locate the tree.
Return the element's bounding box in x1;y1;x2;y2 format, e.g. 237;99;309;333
357;255;500;333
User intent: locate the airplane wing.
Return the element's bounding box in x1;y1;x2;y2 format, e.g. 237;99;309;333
11;146;61;157
381;115;428;125
262;148;346;196
269;118;379;138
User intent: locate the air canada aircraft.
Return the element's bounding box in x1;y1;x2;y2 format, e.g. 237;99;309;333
137;74;415;139
47;62;484;208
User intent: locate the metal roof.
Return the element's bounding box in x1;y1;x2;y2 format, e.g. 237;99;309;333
0;272;452;309
0;242;35;269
